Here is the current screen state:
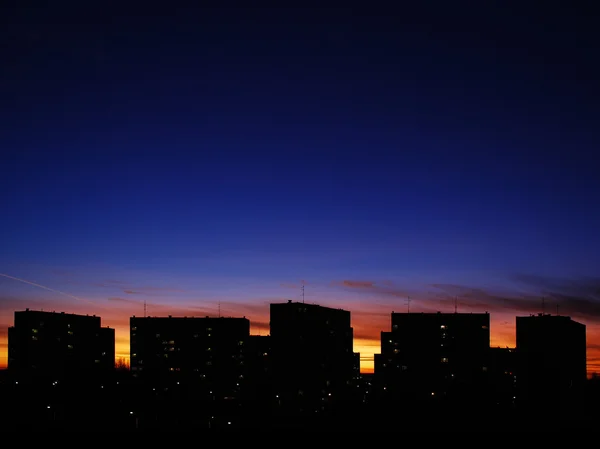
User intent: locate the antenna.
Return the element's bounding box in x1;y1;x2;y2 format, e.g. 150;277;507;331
143;300;147;318
542;297;545;315
301;284;305;304
407;296;411;313
454;296;458;313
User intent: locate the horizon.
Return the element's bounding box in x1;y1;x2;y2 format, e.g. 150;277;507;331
1;4;599;377
1;271;598;375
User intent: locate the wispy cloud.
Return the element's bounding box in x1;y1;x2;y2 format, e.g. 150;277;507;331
332;279;412;300
108;297;137;303
431;276;600;322
123;290;139;294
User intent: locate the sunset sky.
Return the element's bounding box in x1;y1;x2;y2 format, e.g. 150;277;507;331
1;4;598;374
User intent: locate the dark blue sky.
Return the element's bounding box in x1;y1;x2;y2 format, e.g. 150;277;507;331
1;3;599;292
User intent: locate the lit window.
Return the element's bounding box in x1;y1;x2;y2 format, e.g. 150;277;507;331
440;325;447;329
441;357;448;363
32;329;38;333
67;344;73;349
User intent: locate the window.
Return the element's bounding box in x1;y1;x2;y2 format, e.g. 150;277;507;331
441;357;448;363
440;325;447;329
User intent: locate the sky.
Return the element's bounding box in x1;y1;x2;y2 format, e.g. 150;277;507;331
0;3;599;374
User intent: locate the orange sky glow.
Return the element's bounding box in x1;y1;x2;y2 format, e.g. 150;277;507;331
1;296;598;376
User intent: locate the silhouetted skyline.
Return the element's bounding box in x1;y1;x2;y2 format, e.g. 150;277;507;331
2;304;594;430
1;3;599;376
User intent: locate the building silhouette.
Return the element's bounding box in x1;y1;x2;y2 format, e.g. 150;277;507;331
489;347;517;409
516;314;587;417
7;309;114;382
374;312;490;408
269;301;358;410
130;315;250;396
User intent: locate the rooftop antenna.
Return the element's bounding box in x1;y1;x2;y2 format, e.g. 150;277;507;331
143;300;147;318
407;296;411;313
301;284;305;304
454;296;458;313
542;297;545;315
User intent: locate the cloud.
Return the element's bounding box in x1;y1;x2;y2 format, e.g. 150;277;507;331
354;330;381;341
431;277;600;322
123;290;139;294
341;280;375;288
108;297;137;303
332;279;411;300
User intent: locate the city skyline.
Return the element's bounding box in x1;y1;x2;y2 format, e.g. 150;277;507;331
1;267;598;375
2;4;599;377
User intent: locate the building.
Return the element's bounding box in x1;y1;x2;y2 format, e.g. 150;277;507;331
269;301;356;405
7;309;115;381
516;314;586;416
374;312;490;406
129;315;250;394
489;347;517;409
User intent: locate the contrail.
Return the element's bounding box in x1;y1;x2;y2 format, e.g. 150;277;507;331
0;273;102;307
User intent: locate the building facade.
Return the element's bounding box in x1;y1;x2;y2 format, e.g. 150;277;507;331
269;301;357;406
130;316;250;395
516;314;586;416
374;312;490;406
8;309;114;381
